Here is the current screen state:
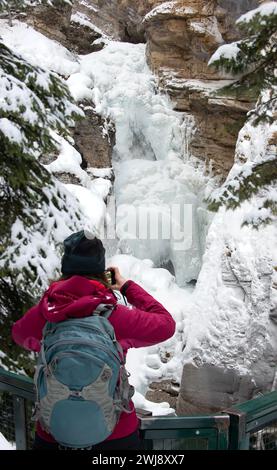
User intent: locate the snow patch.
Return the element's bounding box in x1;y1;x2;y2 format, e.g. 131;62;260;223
87;167;113;179
133;391;175;416
144;1;196;22
189;17;223;44
79;0;99;12
208;42;241;65
71;11;107;38
45;134;89;185
64;183;107;237
237;1;277;24
67;73;94;101
0;432;15;450
0;20;79;77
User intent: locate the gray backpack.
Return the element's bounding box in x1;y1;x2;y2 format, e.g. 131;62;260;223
34;304;134;448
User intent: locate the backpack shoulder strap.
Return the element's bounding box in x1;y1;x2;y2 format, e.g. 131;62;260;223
93;303;115;319
92;303;125;362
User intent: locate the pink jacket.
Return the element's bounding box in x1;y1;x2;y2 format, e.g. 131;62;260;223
12;276;176;443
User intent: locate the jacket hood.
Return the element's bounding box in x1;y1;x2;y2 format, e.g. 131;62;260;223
41;275;117;323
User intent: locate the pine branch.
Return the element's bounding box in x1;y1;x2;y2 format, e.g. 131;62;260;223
208;159;277;212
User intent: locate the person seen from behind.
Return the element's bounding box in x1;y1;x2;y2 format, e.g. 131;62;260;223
12;230;176;450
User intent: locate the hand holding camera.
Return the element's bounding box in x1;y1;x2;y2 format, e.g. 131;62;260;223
106;266;127;291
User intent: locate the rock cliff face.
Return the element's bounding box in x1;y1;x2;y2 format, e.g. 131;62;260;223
74;106;115;169
22;2;102;54
159;73;253;176
177;364;255;415
142;0;259;177
72;0;151;43
72;0;123;41
144;0;225;81
217;0;261;42
19;2;116;171
144;0;259;80
24;2;72;47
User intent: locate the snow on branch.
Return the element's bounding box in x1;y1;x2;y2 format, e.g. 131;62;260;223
237;1;277;25
208;42;241;67
0;42;83;157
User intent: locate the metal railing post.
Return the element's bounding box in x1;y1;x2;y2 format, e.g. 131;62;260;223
225;391;277;450
224;408;247;450
13;396;28;450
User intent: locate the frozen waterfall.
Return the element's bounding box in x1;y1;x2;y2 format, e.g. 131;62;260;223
74;41;211;286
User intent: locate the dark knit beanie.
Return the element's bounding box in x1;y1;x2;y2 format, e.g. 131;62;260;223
61;230;105;275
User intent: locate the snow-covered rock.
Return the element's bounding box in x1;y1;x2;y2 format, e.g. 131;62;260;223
177;115;277;413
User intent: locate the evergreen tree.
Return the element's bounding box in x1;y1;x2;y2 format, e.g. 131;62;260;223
209;1;277;124
207;2;277;226
0;6;84;372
